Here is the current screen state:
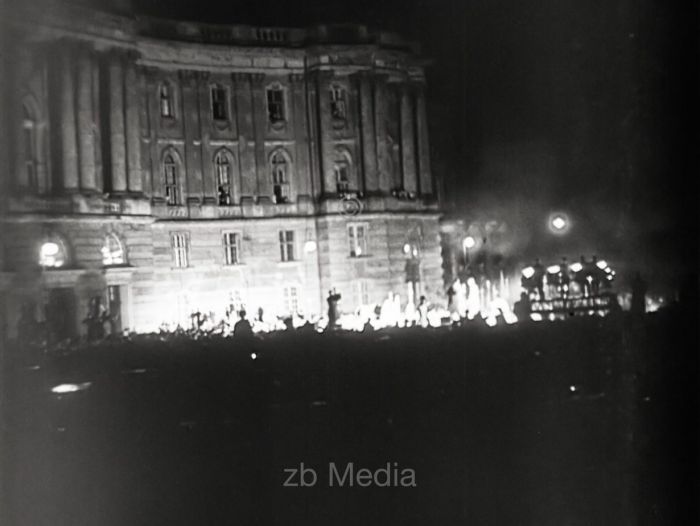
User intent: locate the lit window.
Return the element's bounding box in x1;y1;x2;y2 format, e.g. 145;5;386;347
348;223;368;257
22;103;38;191
211;86;228;121
163;153;179;205
102;233;125;266
279;230;295;262
283;285;299;314
215;152;232;205
171;233;189;268
330;86;347;120
39;240;67;268
271;151;290;203
223;232;241;265
159;82;174;118
266;87;285;123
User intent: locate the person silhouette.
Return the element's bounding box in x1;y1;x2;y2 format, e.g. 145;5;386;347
532;259;545;300
326;288;341;330
234;309;253;338
631;272;647;315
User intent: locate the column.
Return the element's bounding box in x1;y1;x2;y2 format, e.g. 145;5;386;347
290;73;310;200
60;48;79;191
197;73;217;204
108;52;127;193
233;73;257;199
124;58;143;193
399;84;417;194
373;76;392;193
315;71;335;196
415;83;433;196
250;74;269;198
180;70;203;203
357;72;378;193
306;75;322;200
77;48;97;192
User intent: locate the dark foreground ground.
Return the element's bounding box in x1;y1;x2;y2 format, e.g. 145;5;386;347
1;310;698;525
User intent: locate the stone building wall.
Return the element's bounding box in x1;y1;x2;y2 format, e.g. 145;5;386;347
0;5;444;338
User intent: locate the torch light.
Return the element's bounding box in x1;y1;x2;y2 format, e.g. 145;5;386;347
569;262;583;273
521;266;535;279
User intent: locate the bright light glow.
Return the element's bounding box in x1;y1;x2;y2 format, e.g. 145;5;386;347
51;382;91;394
569;385;577;392
551;216;567;230
463;236;476;250
521;266;535;279
547;265;561;274
250;353;257;360
403;243;411;254
42;242;59;256
596;260;608;269
40;242;65;268
570;262;583;273
530;313;543;322
102;234;125;265
304;240;317;253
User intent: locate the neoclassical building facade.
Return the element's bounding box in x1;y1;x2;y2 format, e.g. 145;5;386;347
0;3;443;337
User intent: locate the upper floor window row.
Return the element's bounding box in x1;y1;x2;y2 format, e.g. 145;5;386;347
161;81;286;124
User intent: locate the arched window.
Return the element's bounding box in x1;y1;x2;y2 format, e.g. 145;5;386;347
22;103;38;191
333;149;353;194
159;82;174;118
39;237;68;268
101;233;125;266
270;150;290;203
215;151;232;205
163;153;180;205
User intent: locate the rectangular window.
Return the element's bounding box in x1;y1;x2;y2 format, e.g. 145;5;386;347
279;230;295;262
159;84;173;118
211;86;228;121
171;233;189;268
223;232;241;265
330;87;347;120
335;164;350;194
347;223;368;257
283;285;299;314
267;88;285;123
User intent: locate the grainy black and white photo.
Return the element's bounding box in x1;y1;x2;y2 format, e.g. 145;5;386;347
0;0;697;524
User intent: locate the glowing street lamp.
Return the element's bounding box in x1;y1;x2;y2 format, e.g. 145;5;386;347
548;212;570;235
463;236;476;250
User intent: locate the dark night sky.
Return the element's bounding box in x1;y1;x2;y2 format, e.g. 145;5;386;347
45;0;700;286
